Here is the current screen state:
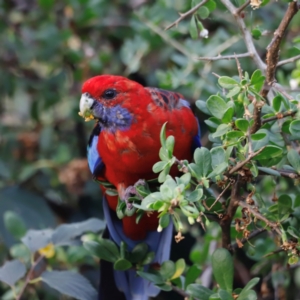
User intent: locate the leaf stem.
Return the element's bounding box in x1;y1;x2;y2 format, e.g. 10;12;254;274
16;255;44;300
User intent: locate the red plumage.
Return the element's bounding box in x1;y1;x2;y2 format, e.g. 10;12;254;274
82;75;198;240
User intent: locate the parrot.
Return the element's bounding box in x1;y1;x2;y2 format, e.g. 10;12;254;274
79;75;200;300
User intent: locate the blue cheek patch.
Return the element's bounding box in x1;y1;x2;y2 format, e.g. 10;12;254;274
93;102;132;132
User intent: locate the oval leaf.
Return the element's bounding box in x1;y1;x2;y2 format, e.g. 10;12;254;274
207;95;227;119
41;270;97;300
84;239;119;263
0;260;26;287
212;248;233;293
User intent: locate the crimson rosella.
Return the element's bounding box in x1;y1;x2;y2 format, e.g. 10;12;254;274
79;75;200;300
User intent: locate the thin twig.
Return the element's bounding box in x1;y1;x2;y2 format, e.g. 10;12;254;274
261;110;297;124
264;248;284;257
272;83;294;100
258;167;300;179
220;179;240;249
228;147;266;175
250;99;264;134
220;0;266;71
172;285;192;298
208;181;233;210
16;255;44;300
277;54;300;67
136;13;196;61
231;228;267;251
235;0;251;15
165;0;209;31
235;54;243;79
261;2;299;98
196;52;251;62
238;201;282;236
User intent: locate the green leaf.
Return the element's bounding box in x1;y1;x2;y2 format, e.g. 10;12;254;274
272;95;283;112
235;119;249;132
189;15;198;40
158;164;171;183
0;259;27;287
187;284;214;300
114;258;132;271
187;188;203;202
3;211;27;239
278;194;293;219
251;130;269;152
188;163;202;179
155;283;172;291
290;120;300;138
84;239;120;263
160;260;176;280
41;270;97;300
153;161;167;173
160;184;174;200
211;147;226;169
196;100;211;115
184;265;202;289
130;243;148;264
226;86;241;98
218;77;239;89
212;248;233;293
160;122;167;148
141;251;155;265
205;117;222;131
237;289;257;300
255;145;283;160
219;289;234;300
41;271;97;300
251;70;264;85
212;124;232;138
287;226;300;239
204;0;217;12
257;167;280;176
282;119;292;134
198;6;210;19
137;271;164;284
240;277;260;292
159;214;170;229
194;148;212;177
207;95;227;119
171;258;186;279
287;149;300;173
226;131;245;140
166;135;175;155
178;173;191;185
222;107;234;123
208;162;228;178
250;70;265;92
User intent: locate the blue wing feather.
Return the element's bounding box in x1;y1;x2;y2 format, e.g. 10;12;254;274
192;117;201;152
87;124;104;176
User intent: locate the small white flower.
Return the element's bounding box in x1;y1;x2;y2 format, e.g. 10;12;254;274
290;79;299;90
157;225;163;232
199;29;209;39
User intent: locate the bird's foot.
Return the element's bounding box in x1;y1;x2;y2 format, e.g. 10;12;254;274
119;180;146;209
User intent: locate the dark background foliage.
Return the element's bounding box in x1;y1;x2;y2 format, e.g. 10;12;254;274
0;0;300;299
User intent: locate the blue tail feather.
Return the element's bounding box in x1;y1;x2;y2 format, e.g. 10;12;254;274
101;196;173;300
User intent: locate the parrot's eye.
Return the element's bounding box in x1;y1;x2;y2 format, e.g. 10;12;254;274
103;89;117;100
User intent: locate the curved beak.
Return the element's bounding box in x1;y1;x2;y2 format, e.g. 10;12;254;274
79;93;95;122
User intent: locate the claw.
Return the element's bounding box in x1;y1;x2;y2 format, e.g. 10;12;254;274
117;180;146;209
